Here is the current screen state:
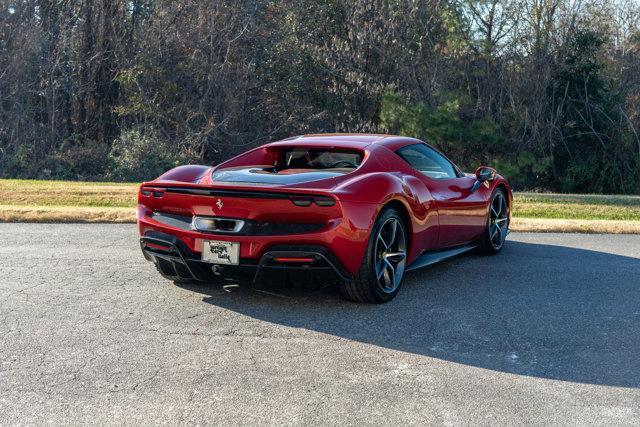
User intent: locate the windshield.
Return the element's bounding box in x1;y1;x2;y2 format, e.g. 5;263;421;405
281;148;363;170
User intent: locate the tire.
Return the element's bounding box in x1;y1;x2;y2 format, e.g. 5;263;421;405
477;188;509;255
340;207;408;303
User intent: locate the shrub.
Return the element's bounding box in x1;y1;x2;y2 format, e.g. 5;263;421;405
107;128;184;182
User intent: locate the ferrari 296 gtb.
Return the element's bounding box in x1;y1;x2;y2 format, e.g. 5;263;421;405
137;134;512;303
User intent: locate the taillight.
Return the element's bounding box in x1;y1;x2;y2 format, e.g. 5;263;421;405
290;196;313;207
314;197;335;207
289;196;335;207
140;187;164;198
273;257;314;263
144;242;172;252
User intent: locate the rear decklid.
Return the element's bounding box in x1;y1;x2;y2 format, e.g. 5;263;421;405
209;166;346;188
138;174;342;230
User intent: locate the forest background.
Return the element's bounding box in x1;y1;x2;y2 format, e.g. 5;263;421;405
2;0;640;194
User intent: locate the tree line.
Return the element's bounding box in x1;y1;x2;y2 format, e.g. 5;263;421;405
1;0;640;192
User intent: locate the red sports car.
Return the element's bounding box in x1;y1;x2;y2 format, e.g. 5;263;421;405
138;134;511;303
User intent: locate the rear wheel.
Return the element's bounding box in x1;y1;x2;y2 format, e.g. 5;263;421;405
341;207;408;303
478;188;509;254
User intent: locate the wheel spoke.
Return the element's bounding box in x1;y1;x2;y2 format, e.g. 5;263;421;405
383;251;406;262
387;220;397;247
500;219;508;241
493;194;503;217
496;217;508;224
374;217;407;292
491;206;499;218
490;225;499;242
383;258;396;287
377;234;388;251
376;259;385;279
382;269;392;287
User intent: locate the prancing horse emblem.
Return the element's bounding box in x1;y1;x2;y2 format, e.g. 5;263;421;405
216;198;223;210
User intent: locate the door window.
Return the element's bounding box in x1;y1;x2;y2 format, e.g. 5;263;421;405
396;144;458;179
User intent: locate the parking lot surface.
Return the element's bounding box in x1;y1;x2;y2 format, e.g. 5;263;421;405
1;224;639;424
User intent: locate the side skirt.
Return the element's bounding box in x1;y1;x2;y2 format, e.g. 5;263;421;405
406;243;477;272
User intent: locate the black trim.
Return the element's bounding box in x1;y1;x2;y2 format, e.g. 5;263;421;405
254;245;351;282
162;187;334;202
140;233;351;284
140;234;203;281
406;242;477;272
150;211;325;236
164;187;290;199
245;222;325;236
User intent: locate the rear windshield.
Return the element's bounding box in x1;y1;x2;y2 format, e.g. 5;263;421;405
281;148;363;170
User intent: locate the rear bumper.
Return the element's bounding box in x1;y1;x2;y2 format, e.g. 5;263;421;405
137;198;379;274
141;231;352;284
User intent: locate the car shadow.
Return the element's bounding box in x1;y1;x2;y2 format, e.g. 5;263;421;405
177;241;640;388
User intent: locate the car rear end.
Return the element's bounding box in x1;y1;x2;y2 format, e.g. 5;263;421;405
137;145;377;286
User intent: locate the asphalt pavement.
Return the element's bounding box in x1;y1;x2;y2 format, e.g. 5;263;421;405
1;224;639;424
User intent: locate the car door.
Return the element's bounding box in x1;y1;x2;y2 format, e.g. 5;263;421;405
396;143;487;248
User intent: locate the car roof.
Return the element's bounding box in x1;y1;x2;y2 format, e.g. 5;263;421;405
267;133;422;150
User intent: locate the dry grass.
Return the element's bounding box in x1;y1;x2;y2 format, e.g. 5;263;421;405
0;179;137;207
511;218;640;234
0;206;135;223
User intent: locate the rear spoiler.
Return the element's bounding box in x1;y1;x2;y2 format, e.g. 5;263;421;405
138;184;336;206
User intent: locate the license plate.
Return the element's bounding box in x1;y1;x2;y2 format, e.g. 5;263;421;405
202;240;240;265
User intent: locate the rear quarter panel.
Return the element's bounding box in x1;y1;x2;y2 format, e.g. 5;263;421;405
334;168;439;264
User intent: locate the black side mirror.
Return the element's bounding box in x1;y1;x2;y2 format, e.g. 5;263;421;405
470;166;497;193
476;166;496;182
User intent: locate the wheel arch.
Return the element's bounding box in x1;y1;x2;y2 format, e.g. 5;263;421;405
494;181;511;210
335;171;431;262
378;198;413;255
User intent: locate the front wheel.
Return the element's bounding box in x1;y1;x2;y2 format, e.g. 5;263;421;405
478;188;509;254
340;207;408;303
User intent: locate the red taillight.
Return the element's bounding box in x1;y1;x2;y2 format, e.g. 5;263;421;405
145;242;171;252
273;257;315;263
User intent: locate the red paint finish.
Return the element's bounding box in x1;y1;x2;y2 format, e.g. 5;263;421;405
419;175;489;247
137;134;512;276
